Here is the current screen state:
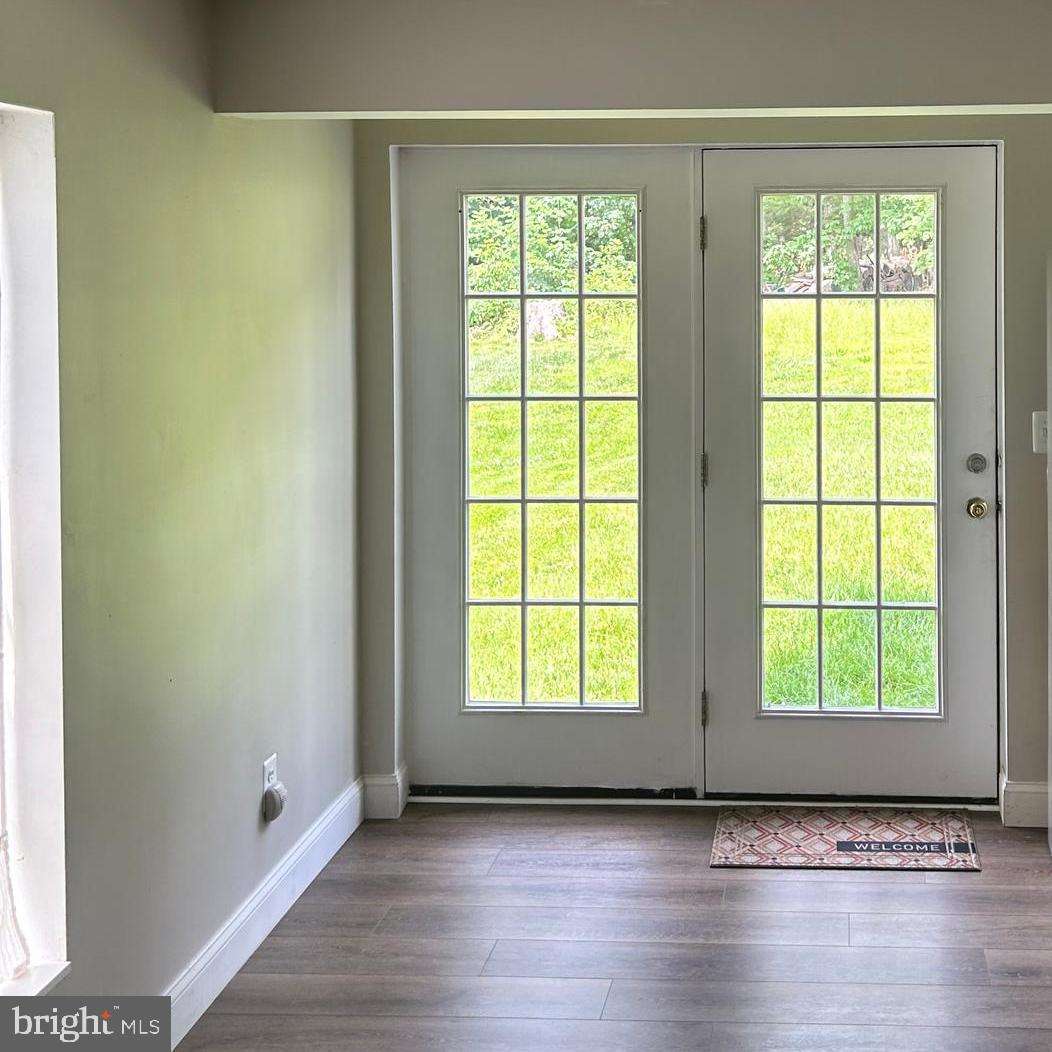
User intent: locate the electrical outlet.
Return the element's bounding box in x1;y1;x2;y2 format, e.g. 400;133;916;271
263;753;278;794
1032;410;1048;454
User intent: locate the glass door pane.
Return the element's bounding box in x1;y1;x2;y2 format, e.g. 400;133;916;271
759;190;940;713
463;192;642;708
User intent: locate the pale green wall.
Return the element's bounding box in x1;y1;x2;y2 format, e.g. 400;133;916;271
0;0;357;994
356;116;1052;789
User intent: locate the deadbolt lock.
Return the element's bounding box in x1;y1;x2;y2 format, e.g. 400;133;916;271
966;497;989;520
966;452;988;474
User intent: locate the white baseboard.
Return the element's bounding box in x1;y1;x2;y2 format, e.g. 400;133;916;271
999;772;1049;828
364;764;409;819
166;778;364;1048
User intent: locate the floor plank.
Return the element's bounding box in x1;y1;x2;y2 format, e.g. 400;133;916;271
351;823;713;851
923;857;1052;886
726;878;1052;915
398;803;496;822
483;938;988;985
707;1022;1052;1052
488;847;716;879
985;949;1052;985
181;1014;1052;1052
478;804;717;826
270;902;391;939
602;977;1052;1028
323;847;503;876
181;1015;717;1052
299;872;728;911
242;935;496;976
967;820;1050;853
267;902;388;939
375;904;848;946
211;973;611;1021
850;913;1052;949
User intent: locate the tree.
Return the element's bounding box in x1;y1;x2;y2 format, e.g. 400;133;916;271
762;192;935;293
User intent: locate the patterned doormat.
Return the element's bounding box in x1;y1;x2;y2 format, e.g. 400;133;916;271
710;806;981;871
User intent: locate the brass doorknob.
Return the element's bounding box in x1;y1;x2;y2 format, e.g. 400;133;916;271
966;497;989;519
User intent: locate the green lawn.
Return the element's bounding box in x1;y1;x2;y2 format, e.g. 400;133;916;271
466;293;939;710
467;297;640;704
762;296;938;710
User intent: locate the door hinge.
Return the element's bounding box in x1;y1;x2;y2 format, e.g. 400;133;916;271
698;215;707;251
699;690;709;726
699;452;709;488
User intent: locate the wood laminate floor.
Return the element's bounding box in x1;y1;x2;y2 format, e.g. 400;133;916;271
182;804;1052;1051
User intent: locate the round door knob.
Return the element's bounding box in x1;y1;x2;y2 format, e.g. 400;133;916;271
966;497;989;519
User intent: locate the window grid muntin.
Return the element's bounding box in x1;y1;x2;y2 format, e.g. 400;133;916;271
758;188;940;714
462;191;642;709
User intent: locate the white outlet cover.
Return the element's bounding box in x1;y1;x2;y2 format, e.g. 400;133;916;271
1033;410;1048;454
263;753;278;793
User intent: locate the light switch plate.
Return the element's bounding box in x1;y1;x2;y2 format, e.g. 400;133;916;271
263;753;278;793
1032;410;1048;454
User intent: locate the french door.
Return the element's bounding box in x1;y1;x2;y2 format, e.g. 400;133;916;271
400;147;698;789
400;144;998;799
703;147;998;798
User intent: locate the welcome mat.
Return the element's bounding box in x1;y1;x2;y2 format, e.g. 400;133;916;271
710;806;981;871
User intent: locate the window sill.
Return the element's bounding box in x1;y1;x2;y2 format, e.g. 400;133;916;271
0;961;70;997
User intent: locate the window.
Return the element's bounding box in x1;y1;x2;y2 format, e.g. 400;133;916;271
759;190;940;713
0;103;67;994
462;192;641;708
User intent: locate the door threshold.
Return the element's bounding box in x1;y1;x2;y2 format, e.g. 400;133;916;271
408;785;999;809
409;784;698;802
703;792;998;808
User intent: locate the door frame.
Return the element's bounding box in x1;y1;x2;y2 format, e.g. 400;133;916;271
392;140;1004;802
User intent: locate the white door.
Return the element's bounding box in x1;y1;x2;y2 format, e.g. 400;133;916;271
400;147;699;790
703;147;998;798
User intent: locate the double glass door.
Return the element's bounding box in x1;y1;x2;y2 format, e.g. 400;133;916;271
400;144;998;799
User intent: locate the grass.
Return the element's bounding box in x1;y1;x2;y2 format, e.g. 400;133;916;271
466;296;640;704
761;296;938;711
467;292;939;710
